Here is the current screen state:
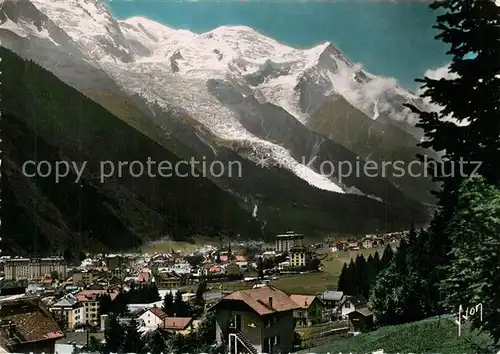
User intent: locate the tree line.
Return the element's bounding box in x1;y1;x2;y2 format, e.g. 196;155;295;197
98;283;161;316
368;0;500;349
99;281;208;320
337;244;394;299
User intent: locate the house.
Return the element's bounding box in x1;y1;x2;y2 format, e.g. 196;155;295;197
75;289;120;325
278;261;290;271
339;295;368;318
346;242;359;250
105;255;124;270
320;290;344;310
155;272;183;289
136;271;150;284
0;296;64;353
49;293;85;330
289;294;324;327
72;270;94;286
138;305;167;329
347;308;374;332
159;317;195;335
111;266;127;281
362;239;374;249
212;285;300;354
235;256;248;270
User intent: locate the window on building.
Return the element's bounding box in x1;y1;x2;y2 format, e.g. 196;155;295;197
345;302;350;308
274;336;279;345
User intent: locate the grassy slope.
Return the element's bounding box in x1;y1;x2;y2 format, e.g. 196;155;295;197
0;47;263;255
300;316;496;354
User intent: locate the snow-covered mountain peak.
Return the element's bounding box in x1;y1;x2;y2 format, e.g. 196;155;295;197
0;0;429;196
30;0;133;62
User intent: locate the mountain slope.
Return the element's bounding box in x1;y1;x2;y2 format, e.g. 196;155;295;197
0;47;264;256
0;0;435;248
1;48;430;257
0;0;433;198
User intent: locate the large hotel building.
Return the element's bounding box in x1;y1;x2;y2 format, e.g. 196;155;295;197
275;231;304;252
4;257;67;280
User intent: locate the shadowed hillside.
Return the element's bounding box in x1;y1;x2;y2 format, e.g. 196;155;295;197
0;47;263;257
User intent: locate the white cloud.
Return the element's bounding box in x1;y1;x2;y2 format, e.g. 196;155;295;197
422;63;458;82
418;63;469;127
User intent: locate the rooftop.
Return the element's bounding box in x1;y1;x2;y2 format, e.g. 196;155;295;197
289;294;318;309
276;232;304;239
0;296;64;349
216;286;300;316
321;290;344;301
75;289;120;302
160;317;193;331
148;306;167;319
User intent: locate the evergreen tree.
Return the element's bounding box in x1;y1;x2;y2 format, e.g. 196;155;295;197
365;254;378;299
354;254;368;296
194;280;207;315
439;177;500;343
103;313;125;354
195;310;217;345
98;294;113;316
337;263;348;292
381;244;394;268
113;293;128;315
405;0;500;188
344;259;356;295
122;318;144;353
149;282;161;303
394;238;409;271
174;291;190;317
162;292;174;316
373;251;381;272
145;328;169;354
396;0;500;328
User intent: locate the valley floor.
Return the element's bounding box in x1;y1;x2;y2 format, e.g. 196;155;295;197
179;245;386;294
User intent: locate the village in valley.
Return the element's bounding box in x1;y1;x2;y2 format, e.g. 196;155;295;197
0;230;405;353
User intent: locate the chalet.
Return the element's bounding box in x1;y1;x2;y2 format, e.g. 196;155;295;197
362;239;374;249
289;294;324;327
320;290;344;310
0;296;64;353
339;295;368;318
347;307;374;332
155;272;183;289
212;285;300;354
138;305;167;329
